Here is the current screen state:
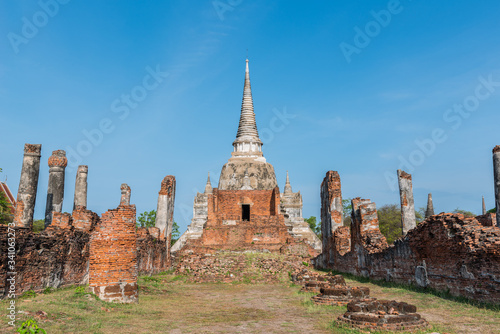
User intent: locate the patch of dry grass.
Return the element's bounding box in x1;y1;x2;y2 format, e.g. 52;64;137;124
0;266;498;333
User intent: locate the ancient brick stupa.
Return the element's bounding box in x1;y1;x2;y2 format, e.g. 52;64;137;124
172;59;321;255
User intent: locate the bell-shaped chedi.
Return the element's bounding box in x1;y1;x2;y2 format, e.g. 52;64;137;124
172;59;321;255
218;59;278;191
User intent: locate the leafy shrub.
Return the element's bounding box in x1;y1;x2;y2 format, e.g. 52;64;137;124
17;319;46;334
21;290;36;299
74;286;87;296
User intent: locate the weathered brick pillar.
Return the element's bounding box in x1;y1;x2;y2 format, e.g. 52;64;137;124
397;169;416;234
44;150;68;228
155;175;176;240
482;196;486;215
89;186;138;303
493;146;500;227
73;165;88;210
14;144;42;228
120;183;131;206
425;193;434;218
320;171;343;256
351;197;371;246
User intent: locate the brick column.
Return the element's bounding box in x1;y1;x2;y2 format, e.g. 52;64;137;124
73;165;88;209
425;193;434;218
89;186;138;303
155;175;176;240
397;169;416;234
14;144;42;228
44;150;67;228
120;183;131;206
320;171;343;255
493;146;500;227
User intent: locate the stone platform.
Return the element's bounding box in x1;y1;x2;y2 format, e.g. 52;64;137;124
311;286;372;306
338;299;428;331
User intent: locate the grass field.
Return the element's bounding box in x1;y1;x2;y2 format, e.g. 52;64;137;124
1;270;499;334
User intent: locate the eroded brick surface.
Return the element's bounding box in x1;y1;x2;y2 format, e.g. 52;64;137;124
0;225;89;296
48;212;72;230
338;299;428;331
1;207;170;299
89;205;138;303
178;186;316;256
318;172;500;304
72;206;100;232
136;227;170;275
320;171;343;265
312;286;373;306
319;213;500;304
176;253;312;283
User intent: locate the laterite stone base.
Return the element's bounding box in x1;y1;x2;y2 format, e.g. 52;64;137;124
337;299;429;331
90;283;138;303
311;286;371;306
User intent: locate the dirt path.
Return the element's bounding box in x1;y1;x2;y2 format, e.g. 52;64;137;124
164;284;328;334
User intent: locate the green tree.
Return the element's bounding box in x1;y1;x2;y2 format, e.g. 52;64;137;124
452;208;475;218
487;207;496;213
33;219;45;233
171;221;180;245
305;216;320;236
0;191;12;225
0;168;14;225
137;210;156;228
416;207;425;224
342;198;352;227
377;204;402;244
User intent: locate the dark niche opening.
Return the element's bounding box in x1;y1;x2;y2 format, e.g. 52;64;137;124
242;204;250;221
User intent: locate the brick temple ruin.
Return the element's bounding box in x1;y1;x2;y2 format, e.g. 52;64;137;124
0;145;174;303
171;59;321;256
1;61;499;313
316;147;500;304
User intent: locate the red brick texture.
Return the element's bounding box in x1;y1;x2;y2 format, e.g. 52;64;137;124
1;209;170;299
179;186;315;255
159;175;175;196
318;213;500;304
47;150;68;168
48;212;72;230
136;227;170;274
350;198;388;254
89;205;138;303
72;206;100;232
320;171;343;265
338;299;428;331
0;224;90;297
13;200;25;228
210;189;278;219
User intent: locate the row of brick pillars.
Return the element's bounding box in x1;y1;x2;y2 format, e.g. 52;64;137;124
321;144;500;242
13;144;89;229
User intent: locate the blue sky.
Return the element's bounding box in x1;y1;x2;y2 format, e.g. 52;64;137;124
1;0;499;233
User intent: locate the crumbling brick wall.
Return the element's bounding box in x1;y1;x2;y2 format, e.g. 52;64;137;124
1;208;171;299
318;171;500;304
211;189;277;219
48;212;72;230
89;205;138;303
0;225;90;297
476;213;497;227
320;171;343;266
318;213;500;304
178;186;316;255
72;206;99;232
350;198;388;254
136;227;170;274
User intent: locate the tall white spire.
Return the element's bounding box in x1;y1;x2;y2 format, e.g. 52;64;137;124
232;59;264;159
204;172;212;194
284;171;293;194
